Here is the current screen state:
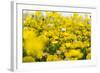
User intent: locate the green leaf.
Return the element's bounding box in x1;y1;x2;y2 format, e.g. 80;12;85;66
48;44;60;55
81;48;87;59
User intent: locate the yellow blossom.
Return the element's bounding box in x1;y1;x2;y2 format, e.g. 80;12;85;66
52;40;58;44
86;53;91;60
53;54;59;61
46;55;53;61
23;27;37;40
59;46;66;52
36;51;43;59
64;49;83;60
65;43;71;48
23;56;35;62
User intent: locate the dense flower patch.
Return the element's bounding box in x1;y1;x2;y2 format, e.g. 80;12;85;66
22;11;91;62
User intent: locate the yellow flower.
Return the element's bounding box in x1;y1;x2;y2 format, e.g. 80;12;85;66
46;55;53;61
30;19;37;27
75;30;81;35
78;22;84;27
24;37;45;57
38;35;49;44
25;15;32;22
64;49;83;60
51;40;58;44
65;18;72;25
36;51;43;59
52;36;59;40
83;31;91;36
52;12;61;18
65;43;71;48
72;41;84;48
46;54;59;61
59;46;66;52
53;54;59;61
72;50;81;57
23;27;37;40
84;41;90;47
24;15;37;26
23;56;35;62
86;53;91;60
62;32;70;37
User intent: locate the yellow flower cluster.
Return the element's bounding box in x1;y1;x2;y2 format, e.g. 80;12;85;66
22;11;91;62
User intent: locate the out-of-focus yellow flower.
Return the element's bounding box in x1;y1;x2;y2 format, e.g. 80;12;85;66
23;56;35;62
75;30;81;35
52;36;59;40
23;15;37;26
38;35;49;44
24;36;46;57
25;15;32;22
46;55;53;61
72;41;84;49
65;17;72;25
24;38;44;51
83;31;91;36
84;41;90;48
47;31;54;37
23;27;37;40
86;53;91;60
62;32;70;37
31;19;37;27
78;22;84;27
69;34;77;39
53;54;59;61
36;51;43;59
46;54;59;61
59;46;66;52
64;49;83;60
53;12;61;18
51;40;58;44
65;43;71;48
